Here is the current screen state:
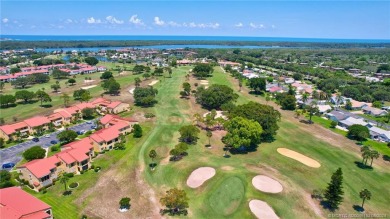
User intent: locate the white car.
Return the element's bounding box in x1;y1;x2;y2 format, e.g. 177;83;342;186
45;134;50;138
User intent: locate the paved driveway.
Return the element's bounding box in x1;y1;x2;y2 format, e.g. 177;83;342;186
0;120;97;169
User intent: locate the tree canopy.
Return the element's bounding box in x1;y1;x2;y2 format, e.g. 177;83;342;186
179;125;200;144
222;117;263;150
160;188;189;216
133;87;158;107
23;146;46;161
229;102;281;141
84;57;99;66
15;90;35;103
57;130;78;143
248;78;266;94
324;168;344;210
192;63;214;78
347;124;370;142
195;84;238;110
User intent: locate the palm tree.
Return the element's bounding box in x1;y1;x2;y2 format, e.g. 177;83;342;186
359;189;371;208
295;109;302;119
369;150;379;167
360;146;371;165
60;174;70;193
265;94;271;105
302;92;309;104
312;90;319;100
193;113;202;127
238;79;243;92
336;93;343;109
206;130;212;146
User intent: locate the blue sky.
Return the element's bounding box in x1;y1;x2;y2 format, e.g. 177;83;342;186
1;0;389;39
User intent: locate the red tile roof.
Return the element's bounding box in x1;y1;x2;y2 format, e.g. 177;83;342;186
55;109;72;118
24;116;51;128
90;126;120;143
0;187;51;219
0;122;29;135
107;101;122;109
20;156;60;179
46;113;62;121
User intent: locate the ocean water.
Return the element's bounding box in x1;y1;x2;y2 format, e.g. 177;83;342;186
1;35;390;43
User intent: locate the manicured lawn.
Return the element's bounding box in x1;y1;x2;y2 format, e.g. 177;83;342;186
23;65;390;218
310;116;390;156
0;62;138;123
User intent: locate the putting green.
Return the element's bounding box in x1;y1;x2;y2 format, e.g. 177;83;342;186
208;176;245;216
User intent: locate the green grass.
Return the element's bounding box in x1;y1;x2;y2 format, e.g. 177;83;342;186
23;65;390;219
207;176;245;216
0;62;138;123
310;116;390;156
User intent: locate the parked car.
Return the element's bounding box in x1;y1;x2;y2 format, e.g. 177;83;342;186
87;121;93;124
91;125;97;129
32;137;39;142
45;134;50;138
2;163;15;169
50;140;58;145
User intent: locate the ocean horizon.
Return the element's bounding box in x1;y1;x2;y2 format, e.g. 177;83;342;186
1;35;390;43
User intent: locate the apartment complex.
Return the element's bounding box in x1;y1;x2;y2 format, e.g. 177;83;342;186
0;98;130;141
17;115;137;190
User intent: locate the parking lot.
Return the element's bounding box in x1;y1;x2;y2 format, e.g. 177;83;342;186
0;120;96;169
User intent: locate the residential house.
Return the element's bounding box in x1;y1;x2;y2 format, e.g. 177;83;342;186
90;127;121;152
362;106;388;117
291;82;313;94
0;122;30;141
318;105;332;114
369;126;390;142
0;187;53;219
18;138;94;190
91;98;130;114
344;98;372;110
23;116;51;135
99;114;138;134
338;117;368;128
326;110;352;122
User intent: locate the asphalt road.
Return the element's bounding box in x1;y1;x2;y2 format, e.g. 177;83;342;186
0;120;96;169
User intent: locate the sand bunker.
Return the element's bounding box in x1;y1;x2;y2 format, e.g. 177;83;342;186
199;80;209;85
148;80;159;86
203;110;227;120
81;85;97;90
84;79;95;84
129;88;135;94
252;175;283;193
277;148;321;168
186;167;216;188
249;200;279;219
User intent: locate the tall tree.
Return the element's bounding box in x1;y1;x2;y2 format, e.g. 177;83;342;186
324;168;344;210
206;130;212;146
160;188;189;216
179;125;200;144
134;77;141;87
61;93;70;107
51;81;61;93
60;174;70;193
359;189;371;208
15;90;35;103
133;124;143;138
84;57;99;66
248;78;266;94
35;90;51;106
369;150;380;167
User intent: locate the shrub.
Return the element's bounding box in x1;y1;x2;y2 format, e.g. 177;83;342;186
23;146;46;161
65;173;74;178
91;164;95;169
94;166;101;172
383;155;390;162
81;215;88;219
119;197;131;209
40;188;47;194
51;145;59;152
330;121;338;128
144;113;155;118
69;182;78;189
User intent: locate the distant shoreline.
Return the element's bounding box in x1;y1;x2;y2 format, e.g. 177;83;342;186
1;35;390;50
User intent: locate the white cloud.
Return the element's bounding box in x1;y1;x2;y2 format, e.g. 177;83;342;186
30;25;36;29
106;16;124;24
186;22;220;29
87;17;102;24
249;22;265;29
154;17;165;26
167;21;181;27
65;19;73;24
129;15;144;25
235;22;243;28
2;18;9;23
271;24;276;29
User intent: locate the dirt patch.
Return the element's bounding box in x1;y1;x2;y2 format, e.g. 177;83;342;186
81;85;97;90
277;148;321;168
129;88;135;94
252;175;283;193
148;80;159;86
221;166;234;171
304;193;324;218
168;116;183;123
84;79;95;84
249;199;279;219
186;167;216;188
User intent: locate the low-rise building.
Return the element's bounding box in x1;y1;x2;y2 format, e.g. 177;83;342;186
0;187;53;219
91;98;130;114
338;117;368;128
362;106;388;117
